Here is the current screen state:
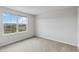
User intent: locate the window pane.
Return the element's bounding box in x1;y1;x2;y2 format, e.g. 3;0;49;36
3;13;17;34
18;16;28;24
4;24;16;33
3;13;17;23
18;16;27;32
18;24;26;32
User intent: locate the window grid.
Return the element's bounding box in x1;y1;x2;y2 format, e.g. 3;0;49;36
2;13;28;34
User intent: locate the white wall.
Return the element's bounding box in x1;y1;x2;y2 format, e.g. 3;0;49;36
0;7;35;47
77;7;79;49
36;7;77;46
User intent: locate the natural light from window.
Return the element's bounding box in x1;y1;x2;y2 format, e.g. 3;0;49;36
2;13;28;34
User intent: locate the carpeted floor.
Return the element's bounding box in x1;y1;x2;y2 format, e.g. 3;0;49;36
0;37;78;52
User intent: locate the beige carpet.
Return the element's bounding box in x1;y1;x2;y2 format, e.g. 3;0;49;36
0;37;78;52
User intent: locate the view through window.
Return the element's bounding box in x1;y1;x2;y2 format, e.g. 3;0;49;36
18;16;27;32
2;13;27;34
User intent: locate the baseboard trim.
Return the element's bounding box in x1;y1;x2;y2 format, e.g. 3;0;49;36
36;35;77;47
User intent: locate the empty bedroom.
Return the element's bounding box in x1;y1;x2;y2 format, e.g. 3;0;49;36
0;6;79;52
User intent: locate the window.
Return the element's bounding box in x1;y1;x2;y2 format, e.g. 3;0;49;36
3;13;17;34
18;16;27;32
2;13;28;34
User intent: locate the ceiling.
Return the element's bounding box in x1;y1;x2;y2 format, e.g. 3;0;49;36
5;6;74;15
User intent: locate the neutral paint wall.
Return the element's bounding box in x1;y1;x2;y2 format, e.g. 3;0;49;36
36;7;77;46
0;7;35;47
77;7;79;49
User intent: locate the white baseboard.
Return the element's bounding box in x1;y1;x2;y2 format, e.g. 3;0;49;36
36;33;77;47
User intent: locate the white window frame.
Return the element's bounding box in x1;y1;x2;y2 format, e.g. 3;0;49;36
1;12;28;36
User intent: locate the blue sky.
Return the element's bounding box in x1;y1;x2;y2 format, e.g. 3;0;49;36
3;13;27;24
3;13;17;23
